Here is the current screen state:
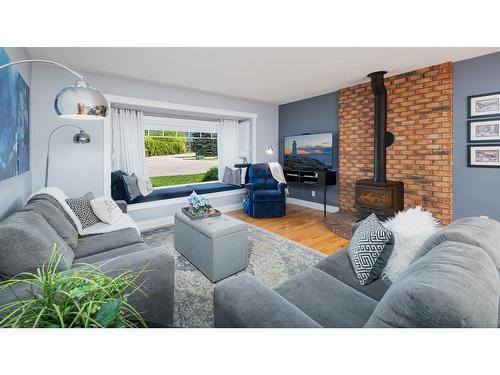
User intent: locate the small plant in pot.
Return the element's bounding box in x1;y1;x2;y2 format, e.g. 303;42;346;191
0;246;147;328
187;191;212;216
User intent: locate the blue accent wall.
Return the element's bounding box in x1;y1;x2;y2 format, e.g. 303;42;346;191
278;92;338;206
453;52;500;221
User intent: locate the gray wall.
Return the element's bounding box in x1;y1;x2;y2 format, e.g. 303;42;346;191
278;92;338;206
0;47;32;220
453;52;500;221
30;65;278;198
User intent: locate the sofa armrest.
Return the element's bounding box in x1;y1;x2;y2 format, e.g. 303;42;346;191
90;247;175;327
214;273;321;328
2;247;175;327
115;200;128;213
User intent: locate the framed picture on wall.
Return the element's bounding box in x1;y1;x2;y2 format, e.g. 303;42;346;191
468;91;500;118
467;118;500;143
467;145;500;168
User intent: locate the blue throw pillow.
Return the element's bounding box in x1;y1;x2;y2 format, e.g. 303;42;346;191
123;174;141;201
111;170;129;201
347;213;394;285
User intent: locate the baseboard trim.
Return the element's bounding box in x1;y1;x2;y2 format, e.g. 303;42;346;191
137;202;244;231
286;198;339;213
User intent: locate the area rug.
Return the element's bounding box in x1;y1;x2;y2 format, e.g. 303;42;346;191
141;224;325;328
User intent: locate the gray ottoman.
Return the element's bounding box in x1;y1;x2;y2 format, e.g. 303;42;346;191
174;211;248;282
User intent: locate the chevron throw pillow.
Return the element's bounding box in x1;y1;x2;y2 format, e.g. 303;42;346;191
348;213;393;285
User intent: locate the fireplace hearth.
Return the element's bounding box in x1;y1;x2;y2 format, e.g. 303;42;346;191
355;71;404;221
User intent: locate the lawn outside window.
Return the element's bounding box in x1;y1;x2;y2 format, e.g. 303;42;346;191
144;123;219;188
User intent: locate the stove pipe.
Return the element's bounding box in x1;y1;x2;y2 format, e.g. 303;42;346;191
367;71;388;183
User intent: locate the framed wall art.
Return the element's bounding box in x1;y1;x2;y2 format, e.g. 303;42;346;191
467;118;500;143
468;91;500;118
467;144;500;168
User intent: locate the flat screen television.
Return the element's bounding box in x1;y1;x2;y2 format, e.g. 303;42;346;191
284;132;333;171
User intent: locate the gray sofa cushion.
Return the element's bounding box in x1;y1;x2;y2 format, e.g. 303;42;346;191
365;241;499;328
1;246;175;327
91;247;176;327
347;213;393;285
21;199;78;249
74;228;144;260
0;276;42;320
29;194;77;230
74;242;150;265
214;273;321;328
314;248;392;301
275;267;378;327
413;217;500;270
0;211;74;277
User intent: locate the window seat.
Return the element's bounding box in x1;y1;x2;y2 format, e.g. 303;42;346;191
129;182;244;204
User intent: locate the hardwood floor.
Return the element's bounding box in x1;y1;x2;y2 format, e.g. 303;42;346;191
227;204;350;255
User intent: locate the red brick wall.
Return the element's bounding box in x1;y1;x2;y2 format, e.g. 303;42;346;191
338;62;453;224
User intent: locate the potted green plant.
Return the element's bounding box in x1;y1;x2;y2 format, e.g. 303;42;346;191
0;246;147;328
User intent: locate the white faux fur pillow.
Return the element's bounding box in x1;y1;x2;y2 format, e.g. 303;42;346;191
381;206;440;282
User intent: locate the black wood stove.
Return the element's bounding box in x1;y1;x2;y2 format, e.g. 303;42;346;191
354;71;404;220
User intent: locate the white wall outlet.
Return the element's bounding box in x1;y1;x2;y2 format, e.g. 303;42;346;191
311;190;316;197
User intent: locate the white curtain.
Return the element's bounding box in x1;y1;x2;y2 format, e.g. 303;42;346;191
237;120;250;162
111;108;146;176
217;119;239;181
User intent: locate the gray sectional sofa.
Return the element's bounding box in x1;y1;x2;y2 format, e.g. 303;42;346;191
0;195;175;327
214;216;500;328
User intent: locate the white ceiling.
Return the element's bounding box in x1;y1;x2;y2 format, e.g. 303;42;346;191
27;47;500;104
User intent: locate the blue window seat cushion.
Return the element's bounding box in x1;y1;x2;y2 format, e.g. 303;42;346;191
129;182;243;204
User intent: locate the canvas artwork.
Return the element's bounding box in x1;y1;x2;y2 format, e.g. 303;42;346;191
0;48;30;182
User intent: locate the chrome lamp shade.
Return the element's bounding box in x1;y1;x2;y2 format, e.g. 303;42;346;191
55;79;109;120
0;59;108;120
73;130;91;143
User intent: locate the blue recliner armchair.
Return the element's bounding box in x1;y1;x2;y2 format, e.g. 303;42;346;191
243;163;287;218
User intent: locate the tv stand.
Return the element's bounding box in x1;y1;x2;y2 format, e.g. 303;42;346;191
283;168;337;217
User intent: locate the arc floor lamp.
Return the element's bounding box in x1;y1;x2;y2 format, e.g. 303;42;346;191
0;58;109;186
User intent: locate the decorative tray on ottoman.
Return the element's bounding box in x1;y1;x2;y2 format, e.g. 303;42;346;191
182;207;222;221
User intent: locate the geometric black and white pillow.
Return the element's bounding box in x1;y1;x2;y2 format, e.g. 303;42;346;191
66;192;100;229
347;213;393;285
